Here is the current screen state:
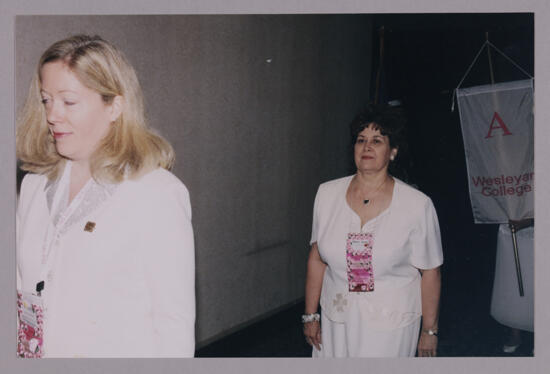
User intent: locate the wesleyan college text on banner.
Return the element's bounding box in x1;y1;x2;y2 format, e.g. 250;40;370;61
457;79;534;223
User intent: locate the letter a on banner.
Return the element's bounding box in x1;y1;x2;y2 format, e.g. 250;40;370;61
456;79;534;223
485;112;513;138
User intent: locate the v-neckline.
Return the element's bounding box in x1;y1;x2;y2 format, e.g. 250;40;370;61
344;175;397;229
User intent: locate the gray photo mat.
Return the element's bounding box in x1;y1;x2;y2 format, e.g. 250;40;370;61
1;1;549;373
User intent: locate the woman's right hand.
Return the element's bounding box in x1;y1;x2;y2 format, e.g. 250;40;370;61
304;243;326;351
303;320;322;350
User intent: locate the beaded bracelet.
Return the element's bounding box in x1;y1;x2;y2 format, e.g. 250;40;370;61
301;313;320;323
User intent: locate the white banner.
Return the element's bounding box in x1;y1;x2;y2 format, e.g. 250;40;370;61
457;79;534;223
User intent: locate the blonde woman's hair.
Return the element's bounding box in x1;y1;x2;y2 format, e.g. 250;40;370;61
16;34;175;182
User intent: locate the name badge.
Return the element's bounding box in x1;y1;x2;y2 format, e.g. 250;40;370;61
346;232;375;292
17;291;44;358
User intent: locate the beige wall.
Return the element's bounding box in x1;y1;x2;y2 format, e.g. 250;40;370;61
16;14;372;345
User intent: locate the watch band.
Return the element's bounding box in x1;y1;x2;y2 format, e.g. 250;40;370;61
422;329;438;336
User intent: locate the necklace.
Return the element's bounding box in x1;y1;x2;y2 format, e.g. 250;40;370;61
359;176;390;206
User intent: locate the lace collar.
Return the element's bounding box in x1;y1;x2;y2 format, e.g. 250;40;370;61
43;161;118;234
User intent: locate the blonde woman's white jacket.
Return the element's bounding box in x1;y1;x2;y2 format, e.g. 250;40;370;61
16;162;195;357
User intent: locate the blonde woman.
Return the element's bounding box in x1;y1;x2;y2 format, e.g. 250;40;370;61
16;35;195;358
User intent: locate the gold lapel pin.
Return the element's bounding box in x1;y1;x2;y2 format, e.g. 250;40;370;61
84;221;96;232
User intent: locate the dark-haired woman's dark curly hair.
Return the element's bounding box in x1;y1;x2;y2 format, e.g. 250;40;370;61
349;104;411;181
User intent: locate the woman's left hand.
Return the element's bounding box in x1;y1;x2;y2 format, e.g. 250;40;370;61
417;332;437;357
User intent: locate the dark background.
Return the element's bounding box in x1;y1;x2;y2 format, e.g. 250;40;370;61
375;12;534;357
197;13;535;357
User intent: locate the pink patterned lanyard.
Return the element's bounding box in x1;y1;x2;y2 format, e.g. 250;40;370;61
346;232;375;292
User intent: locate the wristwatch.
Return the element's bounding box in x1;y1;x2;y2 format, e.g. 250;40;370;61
422;329;438;337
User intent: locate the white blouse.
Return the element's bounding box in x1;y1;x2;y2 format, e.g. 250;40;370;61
310;176;443;329
17;161;195;357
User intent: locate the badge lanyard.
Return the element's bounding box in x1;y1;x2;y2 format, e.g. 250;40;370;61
16;161;75;358
346;208;387;293
40;162;72;287
39;162;93;297
39;162;117;288
17;290;45;357
18;161;115;357
346;232;375;292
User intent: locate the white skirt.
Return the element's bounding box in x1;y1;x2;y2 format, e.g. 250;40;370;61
312;311;421;357
490;224;534;332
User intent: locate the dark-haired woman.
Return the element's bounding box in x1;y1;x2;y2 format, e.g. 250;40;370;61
303;105;443;357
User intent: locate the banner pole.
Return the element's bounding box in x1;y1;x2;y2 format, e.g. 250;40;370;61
509;222;525;297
